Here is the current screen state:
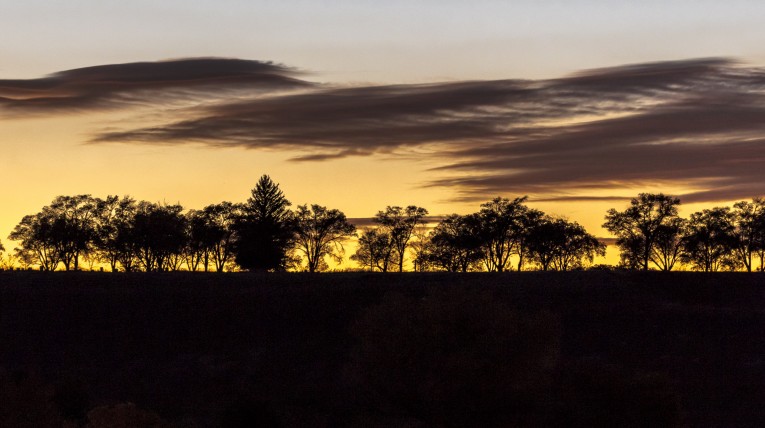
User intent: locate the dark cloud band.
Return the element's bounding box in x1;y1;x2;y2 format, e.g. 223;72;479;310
0;58;311;113
6;57;765;204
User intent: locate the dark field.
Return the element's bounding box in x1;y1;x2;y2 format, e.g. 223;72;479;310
1;271;764;427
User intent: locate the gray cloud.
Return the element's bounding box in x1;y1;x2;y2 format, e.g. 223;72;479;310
0;58;311;114
18;56;765;204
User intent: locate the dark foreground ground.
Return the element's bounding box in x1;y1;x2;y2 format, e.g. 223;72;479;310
1;271;764;427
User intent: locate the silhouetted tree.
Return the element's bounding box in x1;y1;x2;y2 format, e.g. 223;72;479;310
9;212;61;271
527;218;605;271
293;204;356;272
423;214;484;272
234;175;294;271
526;218;565;271
476;197;529;272
131;202;187;272
408;224;432;272
603;193;681;270
9;196;100;271
48;195;99;270
184;209;210;271
351;228;394;272
515;208;545;271
730;198;765;272
0;249;15;271
93;195;122;271
184;204;241;272
551;220;605;271
92;196;139;272
681;207;736;272
649;218;685;271
374;205;428;272
200;202;242;272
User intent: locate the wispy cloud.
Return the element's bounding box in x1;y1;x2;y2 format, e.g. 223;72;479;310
0;58;311;114
7;57;765;204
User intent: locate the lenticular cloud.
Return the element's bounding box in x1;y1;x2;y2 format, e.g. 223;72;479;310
6;57;765;203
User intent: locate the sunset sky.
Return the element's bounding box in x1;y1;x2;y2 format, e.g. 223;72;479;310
3;0;765;265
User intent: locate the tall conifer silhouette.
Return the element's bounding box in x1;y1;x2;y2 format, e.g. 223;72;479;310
234;175;294;271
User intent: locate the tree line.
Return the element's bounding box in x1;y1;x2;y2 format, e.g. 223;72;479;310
354;196;604;273
604;193;765;272
1;177;764;272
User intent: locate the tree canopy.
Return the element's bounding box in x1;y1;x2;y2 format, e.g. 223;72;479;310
234;175;295;271
7;184;765;273
603;193;681;270
293;204;356;272
374;205;428;272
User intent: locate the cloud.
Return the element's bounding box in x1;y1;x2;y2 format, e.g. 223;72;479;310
13;56;765;204
91;79;536;156
0;58;312;114
431;99;765;202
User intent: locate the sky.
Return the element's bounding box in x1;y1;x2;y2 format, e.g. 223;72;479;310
3;0;765;266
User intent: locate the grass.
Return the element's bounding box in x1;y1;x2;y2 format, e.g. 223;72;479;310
1;271;764;426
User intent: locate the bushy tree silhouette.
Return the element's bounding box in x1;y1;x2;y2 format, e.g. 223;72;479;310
9;195;100;271
351;228;394;272
49;195;99;271
10;212;63;271
94;196;140;272
681;207;737;272
234;175;294;271
374;205;428;272
293;204;356;272
730;198;765;272
603;193;681;270
527;218;605;271
421;214;483;272
131;202;187;272
650;218;685;271
476;197;529;272
513;208;545;271
187;202;242;272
